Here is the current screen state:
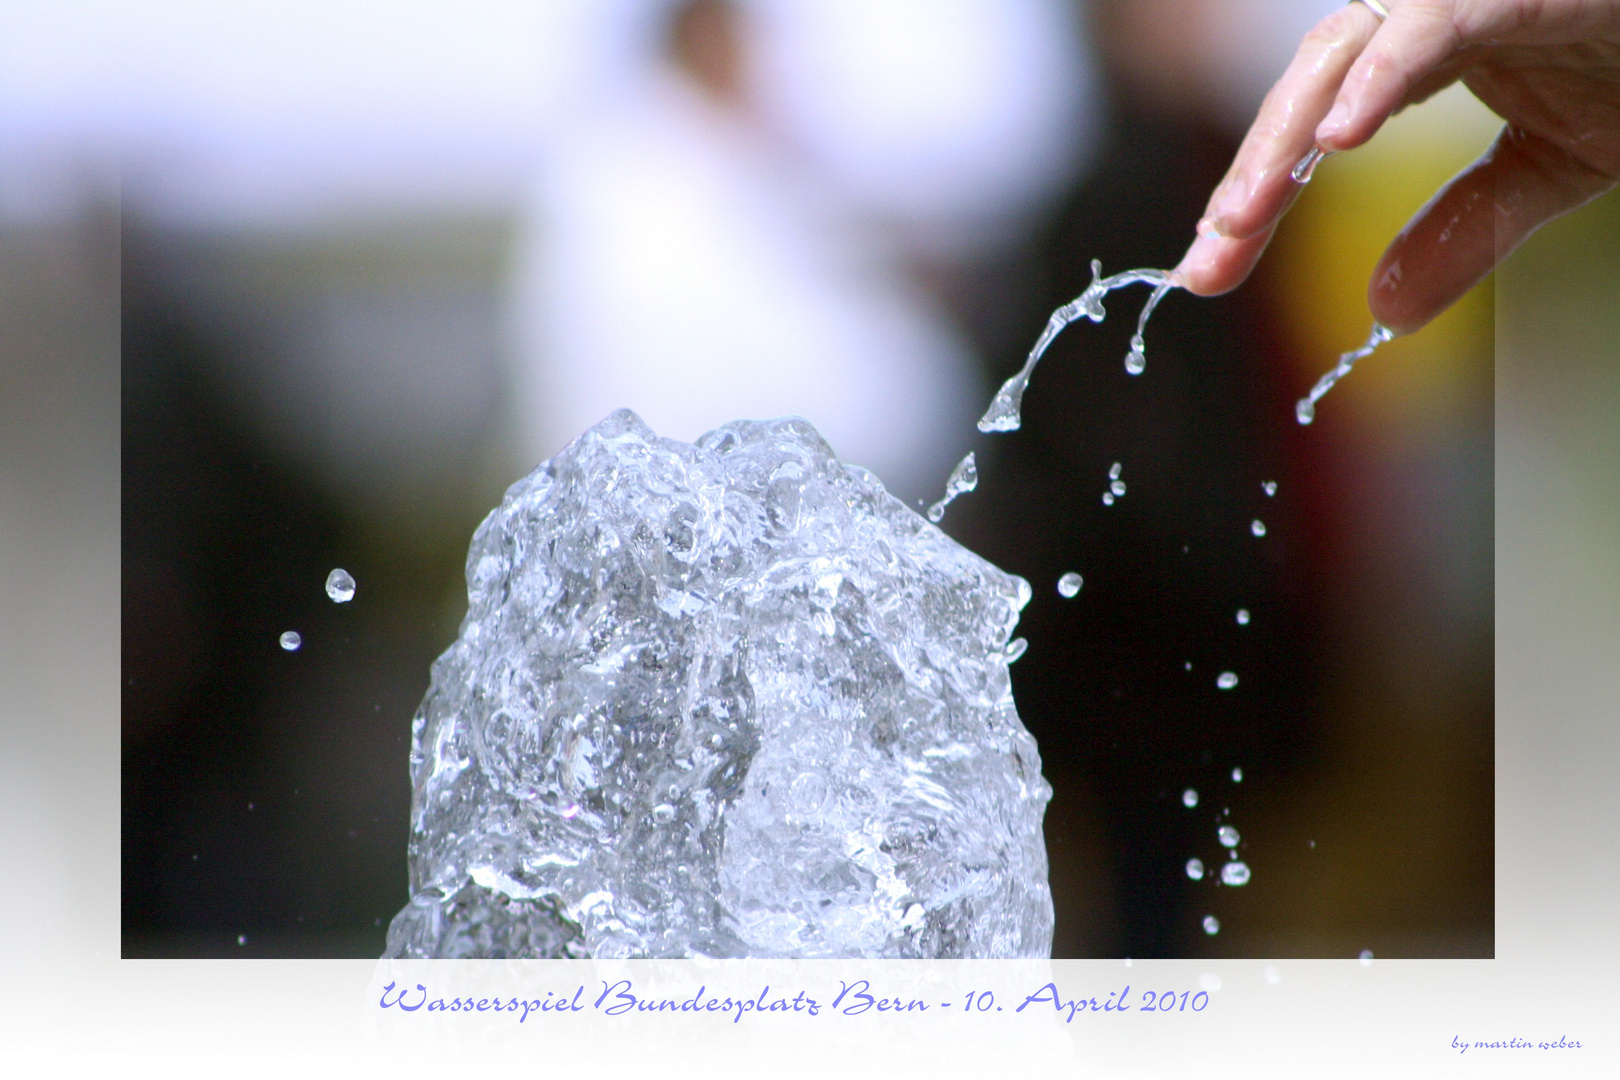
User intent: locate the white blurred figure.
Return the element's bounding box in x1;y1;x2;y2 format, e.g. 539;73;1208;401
507;0;1095;503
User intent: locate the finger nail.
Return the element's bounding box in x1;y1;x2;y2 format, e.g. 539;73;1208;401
1210;174;1249;229
1174;233;1220;291
1318;100;1351;143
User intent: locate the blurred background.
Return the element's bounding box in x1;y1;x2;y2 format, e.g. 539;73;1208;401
8;0;1600;960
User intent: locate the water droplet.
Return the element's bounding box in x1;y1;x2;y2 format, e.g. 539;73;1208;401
279;631;302;651
651;804;676;824
1231;766;1243;782
1109;462;1122;480
1203;915;1220;935
324;568;356;603
1101;492;1115;506
1359;949;1374;966
1183;661;1192;671
1296;322;1394;425
1218;825;1240;847
1291;145;1331;183
926;451;978;523
1264;966;1282;985
1182;788;1199;808
1296;398;1316;425
1251;519;1267;537
1221;861;1251;886
1125;339;1146;375
236;934;247;946
1057;572;1083;598
1235;609;1250;625
1186;857;1205;880
1110;480;1126;497
1262;481;1277;497
1216;671;1238;690
1004;637;1028;663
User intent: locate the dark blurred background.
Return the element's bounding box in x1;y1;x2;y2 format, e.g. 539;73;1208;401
7;0;1517;958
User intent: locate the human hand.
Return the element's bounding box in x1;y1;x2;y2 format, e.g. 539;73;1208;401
1174;0;1620;335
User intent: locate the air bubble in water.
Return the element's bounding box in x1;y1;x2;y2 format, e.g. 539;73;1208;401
325;568;356;603
1057;572;1083;598
279;631;302;651
651;804;676;824
1262;481;1277;497
1186;858;1205;880
1182;788;1198;808
1218;825;1240;847
1359;949;1374;966
1004;637;1028;663
926;451;978;523
1217;671;1238;690
1236;608;1250;625
1251;519;1267;537
1203;915;1220;935
1221;861;1251;886
1231;766;1243;782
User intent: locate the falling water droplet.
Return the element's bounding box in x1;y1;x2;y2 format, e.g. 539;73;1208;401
1296;322;1394;425
1203;915;1221;935
1251;519;1267;537
1218;825;1240;847
1057;572;1083;598
1184;661;1192;671
1004;637;1028;663
324;568;356;603
1182;788;1199;808
1262;481;1277;497
237;934;247;946
279;631;302;651
1236;608;1250;625
1291;145;1331;183
1101;492;1115;506
1221;861;1251;886
1125;336;1146;375
1296;398;1316;425
1109;462;1122;480
1232;766;1243;782
1217;671;1238;690
1110;480;1127;497
1186;858;1205;880
926;451;978;523
1359;949;1374;965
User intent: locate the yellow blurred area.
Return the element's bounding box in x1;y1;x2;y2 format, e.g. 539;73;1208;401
1269;83;1502;430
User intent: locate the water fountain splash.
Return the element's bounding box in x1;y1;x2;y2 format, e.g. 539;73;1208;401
1296;322;1395;424
977;260;1177;433
926;451;979;522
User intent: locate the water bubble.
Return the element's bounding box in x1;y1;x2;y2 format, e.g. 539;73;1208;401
1251;519;1267;537
1108;462;1122;480
1221;861;1251;886
1182;788;1199;808
1264;966;1282;985
324;568;356;603
279;631;302;651
1262;481;1277;497
1231;766;1243;782
1235;608;1250;625
651;804;676;824
1203;915;1220;935
1359;949;1374;966
1110;480;1127;497
1004;637;1028;663
1218;825;1240;847
1186;858;1205;880
1057;572;1083;598
1101;492;1115;506
1216;671;1238;690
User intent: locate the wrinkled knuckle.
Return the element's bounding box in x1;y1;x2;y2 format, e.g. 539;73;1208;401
1305;4;1367;47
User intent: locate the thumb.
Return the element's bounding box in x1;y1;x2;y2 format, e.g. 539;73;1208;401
1370;123;1618;334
